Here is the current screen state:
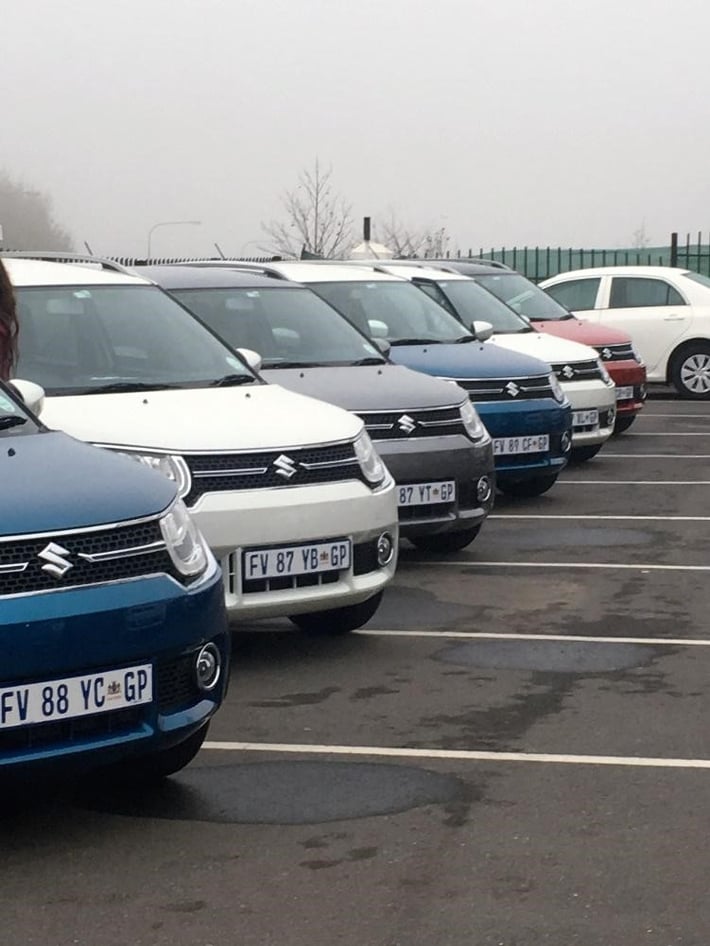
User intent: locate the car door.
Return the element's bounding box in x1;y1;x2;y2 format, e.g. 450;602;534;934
598;276;690;377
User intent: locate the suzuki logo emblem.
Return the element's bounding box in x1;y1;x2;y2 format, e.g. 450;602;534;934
38;542;74;579
398;414;417;434
505;381;520;398
562;365;575;379
601;347;612;360
273;454;298;479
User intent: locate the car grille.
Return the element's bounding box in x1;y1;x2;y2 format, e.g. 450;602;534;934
358;406;466;440
551;360;604;382
184;442;365;505
453;374;554;402
0;518;185;597
0;707;144;755
596;343;636;362
156;653;201;712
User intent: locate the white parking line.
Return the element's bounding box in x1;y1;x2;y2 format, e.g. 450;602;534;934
202;741;710;770
641;413;710;418
359;629;710;647
623;432;710;436
557;480;710;485
490;514;710;521
601;454;710;459
405;561;710;572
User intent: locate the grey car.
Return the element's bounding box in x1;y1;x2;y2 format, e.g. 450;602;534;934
139;266;496;553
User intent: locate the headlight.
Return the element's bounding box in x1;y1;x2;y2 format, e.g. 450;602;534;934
115;451;191;498
548;372;566;403
160;499;209;578
460;399;488;441
597;359;613;385
354;431;387;487
632;346;644;365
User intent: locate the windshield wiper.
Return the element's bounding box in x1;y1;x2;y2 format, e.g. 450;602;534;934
348;357;387;365
208;374;256;387
86;381;183;394
261;361;324;369
452;335;479;344
389;338;444;346
0;414;28;430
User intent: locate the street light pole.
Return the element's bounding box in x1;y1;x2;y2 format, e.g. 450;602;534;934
146;220;201;259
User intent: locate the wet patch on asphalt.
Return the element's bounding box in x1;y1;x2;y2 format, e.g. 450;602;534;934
77;761;471;825
434;639;662;673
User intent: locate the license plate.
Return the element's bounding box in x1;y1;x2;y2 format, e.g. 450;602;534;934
243;540;352;580
493;435;549;456
573;409;599;428
0;664;152;730
397;481;456;506
616;386;634;401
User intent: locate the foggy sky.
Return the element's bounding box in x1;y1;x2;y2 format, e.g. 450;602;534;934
3;0;707;257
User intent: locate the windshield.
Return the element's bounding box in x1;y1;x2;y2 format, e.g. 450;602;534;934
418;278;532;333
171;286;385;367
14;285;256;395
311;280;473;345
475;272;573;321
0;384;37;437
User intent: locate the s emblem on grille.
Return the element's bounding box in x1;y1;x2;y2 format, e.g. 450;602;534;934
601;347;612;360
505;381;520;398
562;365;575;379
38;542;74;579
398;414;417;434
273;454;298;479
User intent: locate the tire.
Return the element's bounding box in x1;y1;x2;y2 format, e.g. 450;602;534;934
497;474;559;498
410;525;481;554
290;590;384;635
570;444;603;463
670;345;710;399
122;724;209;782
613;414;636;435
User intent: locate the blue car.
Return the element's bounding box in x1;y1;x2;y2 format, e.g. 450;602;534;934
0;381;228;780
286;265;573;498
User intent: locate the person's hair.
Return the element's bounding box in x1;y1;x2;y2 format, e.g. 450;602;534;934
0;259;18;379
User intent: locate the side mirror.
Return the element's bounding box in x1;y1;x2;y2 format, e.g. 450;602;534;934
471;320;494;342
368;319;389;339
236;348;263;373
9;379;46;416
373;337;391;357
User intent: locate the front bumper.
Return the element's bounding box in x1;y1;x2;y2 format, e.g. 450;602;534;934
0;562;228;773
561;379;617;447
376;434;496;538
190;480;398;620
476;399;572;481
605;360;647;416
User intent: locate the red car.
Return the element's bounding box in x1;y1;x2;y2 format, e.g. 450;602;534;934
427;260;647;433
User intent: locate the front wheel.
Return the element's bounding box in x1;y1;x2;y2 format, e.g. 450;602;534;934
498;474;559;498
410;525;481;554
613;414;636;435
289;590;384;635
570;444;603;463
670;345;710;399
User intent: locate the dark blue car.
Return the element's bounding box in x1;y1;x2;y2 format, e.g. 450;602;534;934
0;381;228;780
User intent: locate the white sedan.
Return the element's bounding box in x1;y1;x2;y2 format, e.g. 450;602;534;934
541;266;710;398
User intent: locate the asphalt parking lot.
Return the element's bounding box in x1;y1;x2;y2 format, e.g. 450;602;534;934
5;393;710;946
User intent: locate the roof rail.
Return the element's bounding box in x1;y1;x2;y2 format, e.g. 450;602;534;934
0;250;132;274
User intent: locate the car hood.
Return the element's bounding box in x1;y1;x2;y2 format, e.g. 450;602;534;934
533;320;632;346
0;431;176;536
39;384;363;452
260;364;468;410
489;332;600;363
387;341;553;379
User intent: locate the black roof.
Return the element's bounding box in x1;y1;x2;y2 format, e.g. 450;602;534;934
136;265;301;290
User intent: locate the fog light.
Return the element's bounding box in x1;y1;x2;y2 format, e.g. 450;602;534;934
195;643;222;692
376;531;395;567
561;431;572;452
608;406;616;427
476;476;492;504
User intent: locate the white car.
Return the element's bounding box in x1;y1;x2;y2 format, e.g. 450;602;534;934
5;257;399;633
540;266;710;398
340;263;618;464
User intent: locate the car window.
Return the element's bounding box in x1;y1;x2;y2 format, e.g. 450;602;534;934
609;277;685;308
416;281;458;317
545;278;600;311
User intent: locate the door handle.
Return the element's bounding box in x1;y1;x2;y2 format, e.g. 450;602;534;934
663;314;685;321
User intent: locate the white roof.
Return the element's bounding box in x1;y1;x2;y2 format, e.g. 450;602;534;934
375;264;470;281
268;261;405;283
543;265;691;281
3;258;150;287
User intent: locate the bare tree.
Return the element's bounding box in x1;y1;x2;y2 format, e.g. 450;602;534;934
0;171;73;250
631;221;650;249
262;159;353;258
375;211;451;259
